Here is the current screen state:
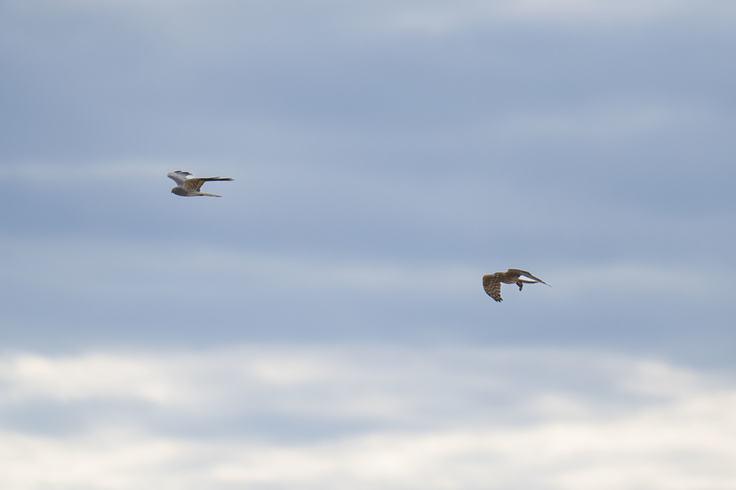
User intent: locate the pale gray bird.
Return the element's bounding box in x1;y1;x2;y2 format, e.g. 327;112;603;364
483;269;550;302
168;170;234;197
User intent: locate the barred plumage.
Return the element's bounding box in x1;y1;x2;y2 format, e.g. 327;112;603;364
168;170;234;197
483;269;550;302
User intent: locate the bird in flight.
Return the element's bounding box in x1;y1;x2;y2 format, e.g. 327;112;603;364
168;170;234;197
483;269;550;302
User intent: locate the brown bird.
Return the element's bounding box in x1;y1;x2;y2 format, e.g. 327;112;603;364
168;170;234;197
483;269;550;302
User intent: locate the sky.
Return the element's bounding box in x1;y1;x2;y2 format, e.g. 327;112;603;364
1;0;736;488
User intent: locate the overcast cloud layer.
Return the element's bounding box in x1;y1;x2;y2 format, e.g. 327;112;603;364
1;1;735;488
2;345;736;489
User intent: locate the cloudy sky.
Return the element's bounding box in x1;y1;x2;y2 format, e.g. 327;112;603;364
1;0;736;488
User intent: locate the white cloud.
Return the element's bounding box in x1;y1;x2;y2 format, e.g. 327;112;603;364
210;416;736;489
0;353;176;403
0;346;735;488
383;0;735;33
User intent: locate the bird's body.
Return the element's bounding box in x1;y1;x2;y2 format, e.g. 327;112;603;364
168;170;234;197
482;269;550;302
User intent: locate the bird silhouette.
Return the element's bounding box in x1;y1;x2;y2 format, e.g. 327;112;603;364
168;170;234;197
483;269;550;302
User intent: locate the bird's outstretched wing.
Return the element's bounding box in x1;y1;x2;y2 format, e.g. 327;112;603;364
183;177;234;192
167;170;192;186
483;274;503;302
183;178;206;192
507;269;550;286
